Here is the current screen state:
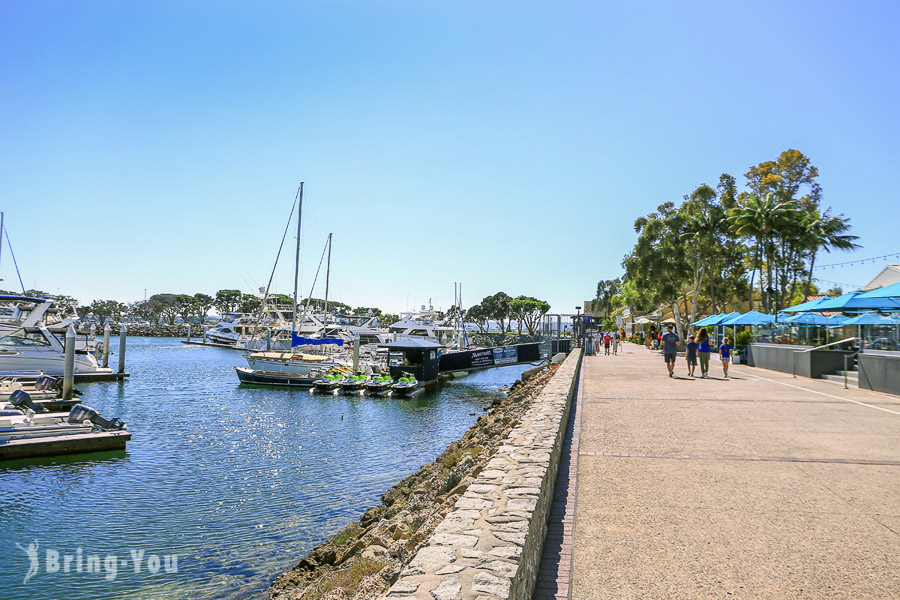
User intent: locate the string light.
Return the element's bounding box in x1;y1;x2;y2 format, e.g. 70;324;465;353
814;252;900;270
814;277;863;289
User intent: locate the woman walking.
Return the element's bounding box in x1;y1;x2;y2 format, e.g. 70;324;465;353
697;327;712;378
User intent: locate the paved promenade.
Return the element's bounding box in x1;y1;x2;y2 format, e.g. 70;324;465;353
540;342;900;599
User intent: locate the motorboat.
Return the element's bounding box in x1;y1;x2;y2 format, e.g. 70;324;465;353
390;375;419;397
365;375;393;395
0;295;80;335
234;366;319;387
205;313;257;345
338;373;367;392
312;372;344;392
0;327;113;376
244;350;346;375
0;391;125;442
387;302;457;346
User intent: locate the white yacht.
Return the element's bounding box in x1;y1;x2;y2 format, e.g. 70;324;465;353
0;295;80;335
387;302;458;346
0;327;113;376
205;313;257;345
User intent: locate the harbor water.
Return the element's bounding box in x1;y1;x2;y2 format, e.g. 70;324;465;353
0;337;534;600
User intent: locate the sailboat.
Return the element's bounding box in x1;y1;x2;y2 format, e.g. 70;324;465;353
235;183;340;387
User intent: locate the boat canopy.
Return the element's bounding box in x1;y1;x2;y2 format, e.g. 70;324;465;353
379;339;445;350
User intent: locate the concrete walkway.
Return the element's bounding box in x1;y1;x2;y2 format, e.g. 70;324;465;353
563;342;900;599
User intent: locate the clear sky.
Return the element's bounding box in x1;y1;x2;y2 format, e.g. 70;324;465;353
1;1;897;314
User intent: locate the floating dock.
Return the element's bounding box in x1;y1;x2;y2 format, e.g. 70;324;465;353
0;371;129;383
0;430;132;460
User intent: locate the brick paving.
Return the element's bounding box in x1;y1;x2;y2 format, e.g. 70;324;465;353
533;358;583;600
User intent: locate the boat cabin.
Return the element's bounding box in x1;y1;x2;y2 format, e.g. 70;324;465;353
378;339;443;384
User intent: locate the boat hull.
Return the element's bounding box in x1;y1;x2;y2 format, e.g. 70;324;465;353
234;367;317;387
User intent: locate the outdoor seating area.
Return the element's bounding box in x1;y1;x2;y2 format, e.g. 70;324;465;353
691;281;900;395
692;282;900;351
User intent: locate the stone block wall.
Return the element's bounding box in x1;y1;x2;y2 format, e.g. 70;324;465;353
381;349;582;600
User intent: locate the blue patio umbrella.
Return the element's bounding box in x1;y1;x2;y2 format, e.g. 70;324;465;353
704;312;741;326
814;291;900;312
856;281;900;299
833;313;900;327
781;296;831;313
693;313;724;326
782;313;832;326
719;310;776;326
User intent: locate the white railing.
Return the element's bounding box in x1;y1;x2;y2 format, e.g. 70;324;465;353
792;337;858;378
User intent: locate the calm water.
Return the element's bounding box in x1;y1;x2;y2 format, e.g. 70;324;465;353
0;337;532;600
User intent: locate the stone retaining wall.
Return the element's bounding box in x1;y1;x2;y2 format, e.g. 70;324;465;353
381;349;582;600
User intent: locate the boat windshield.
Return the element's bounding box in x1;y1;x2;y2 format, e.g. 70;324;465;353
0;333;51;346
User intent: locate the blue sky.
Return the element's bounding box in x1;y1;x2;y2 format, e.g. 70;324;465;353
1;1;897;314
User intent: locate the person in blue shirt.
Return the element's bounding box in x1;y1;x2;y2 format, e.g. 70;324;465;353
661;325;680;377
685;335;699;377
719;337;733;378
697;328;712;378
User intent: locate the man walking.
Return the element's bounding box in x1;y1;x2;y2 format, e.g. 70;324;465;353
661;325;679;377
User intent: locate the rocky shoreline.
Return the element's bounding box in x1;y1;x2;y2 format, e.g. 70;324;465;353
78;324;205;337
268;364;557;600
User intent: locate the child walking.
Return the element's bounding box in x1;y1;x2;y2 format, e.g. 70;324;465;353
686;335;698;377
719;337;733;378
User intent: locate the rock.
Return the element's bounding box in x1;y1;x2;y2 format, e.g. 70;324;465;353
472;572;511;597
408;546;456;571
430;575;462;600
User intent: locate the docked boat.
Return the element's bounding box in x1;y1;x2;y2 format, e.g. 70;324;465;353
365;375;393;395
0;393;130;459
312;372;344;392
244;350;346;375
234;366;319;387
338;373;367;392
390;374;419;397
205;312;256;345
0;326;113;377
0;391;124;438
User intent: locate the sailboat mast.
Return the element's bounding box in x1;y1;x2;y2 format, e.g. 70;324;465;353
292;182;304;334
0;212;4;275
324;233;332;319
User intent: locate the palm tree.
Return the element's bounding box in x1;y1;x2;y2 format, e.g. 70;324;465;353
728;193;795;312
802;207;860;300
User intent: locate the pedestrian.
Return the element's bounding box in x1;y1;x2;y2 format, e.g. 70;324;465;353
603;331;611;355
661;325;679;377
612;332;619;355
697;327;711;378
719;336;733;378
686;335;698;377
593;330;600;355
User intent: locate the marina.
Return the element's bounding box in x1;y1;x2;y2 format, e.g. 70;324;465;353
1;336;536;599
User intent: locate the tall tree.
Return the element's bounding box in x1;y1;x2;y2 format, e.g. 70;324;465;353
801;206;860;300
623;202;692;339
465;303;490;333
193;293;215;325
593;278;621;320
175;294;197;324
150;294;180;325
481;292;512;333
509;296;550;335
728;192;794;312
680;184;723;332
214;289;244;315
